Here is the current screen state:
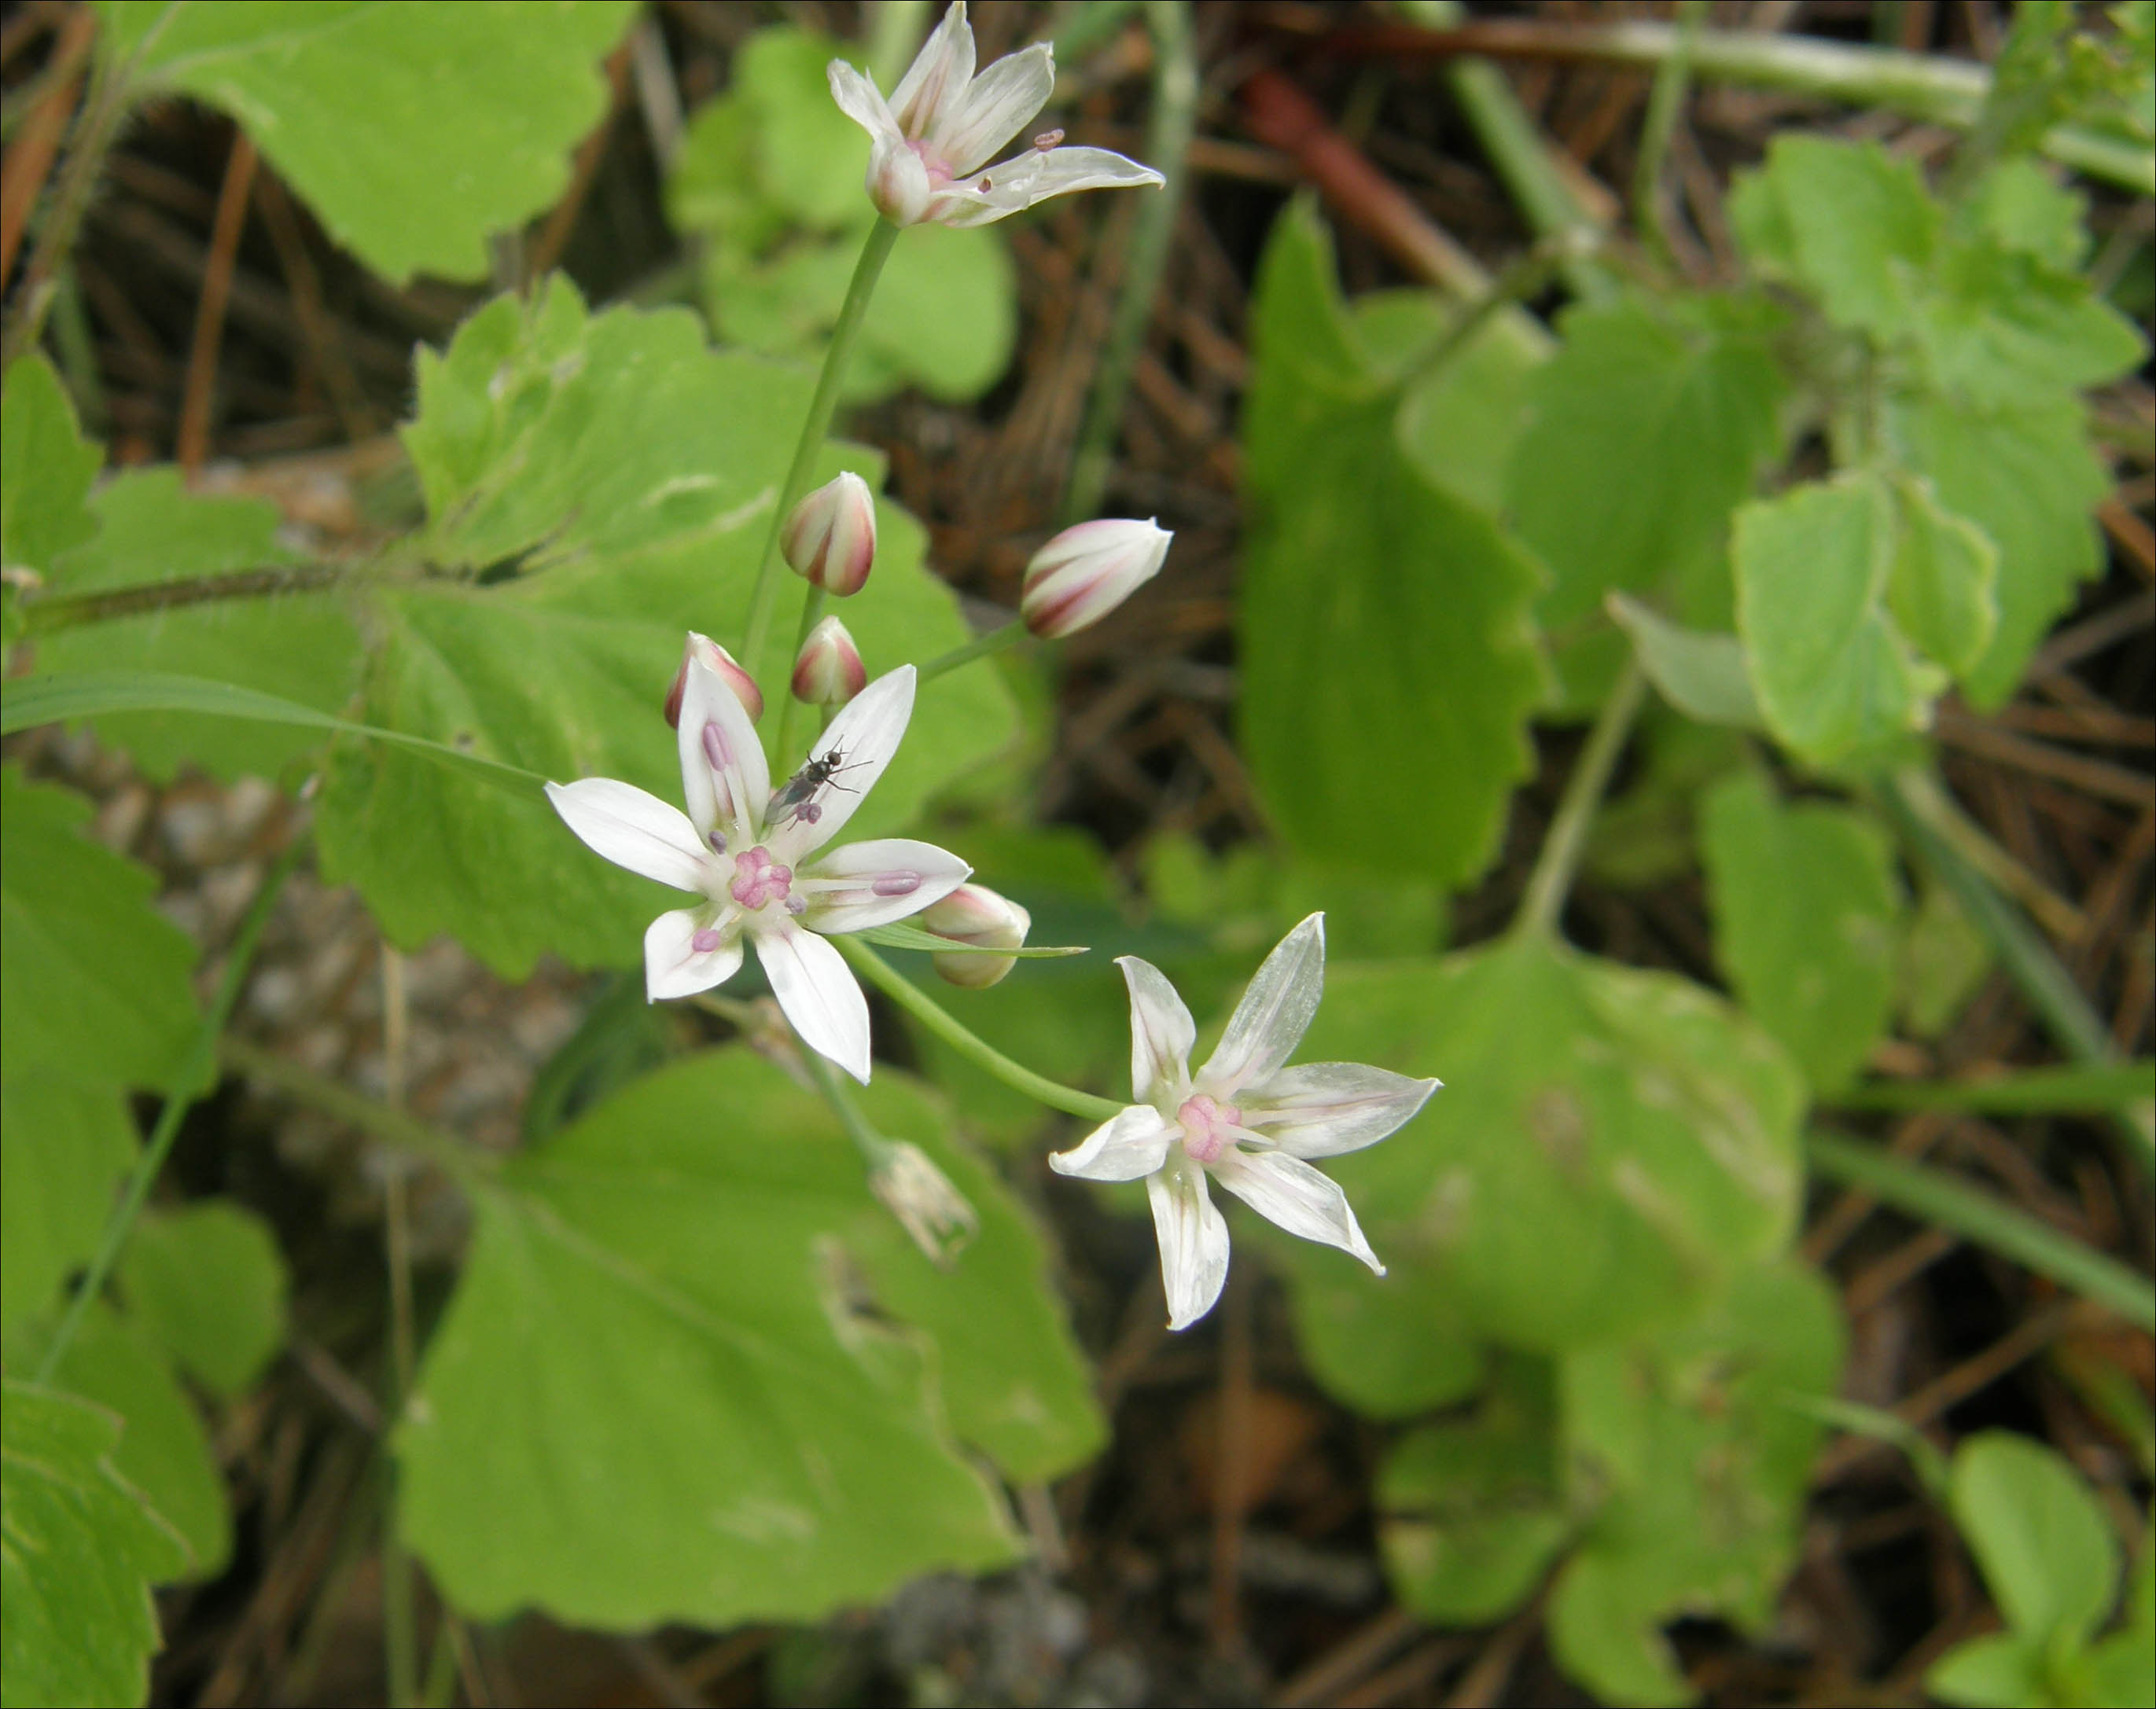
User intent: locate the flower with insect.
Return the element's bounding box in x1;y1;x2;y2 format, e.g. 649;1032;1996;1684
1051;915;1440;1330
829;0;1164;229
546;656;968;1082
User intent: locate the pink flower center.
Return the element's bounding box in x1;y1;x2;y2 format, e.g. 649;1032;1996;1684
907;137;955;188
728;846;793;911
1177;1094;1241;1166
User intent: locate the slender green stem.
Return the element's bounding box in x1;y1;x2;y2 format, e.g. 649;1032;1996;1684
1806;1130;2155;1332
35;837;304;1384
1060;0;1195;525
798;1042;894;1170
918;618;1026;684
1877;768;2154;1172
840;939;1126;1122
739;219;900;716
1511;657;1646;942
1829;1061;2156;1118
1400;233;1585;388
221;1035;497;1185
771;584;827;772
1630;0;1703;275
864;0;929;87
379;946;418;1709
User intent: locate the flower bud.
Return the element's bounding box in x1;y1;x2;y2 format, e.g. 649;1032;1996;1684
664;630;763;726
870;1140;979;1267
782;472;878;597
1019;516;1171;638
922;883;1032;989
866;136;933;226
791;615;867;708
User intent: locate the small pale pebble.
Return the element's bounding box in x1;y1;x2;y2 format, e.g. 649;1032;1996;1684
305;935;362;1003
201;862;263;932
248;966;305;1025
95;785;153;854
221;776;280;844
510;993;581;1060
295;1025;346;1075
403;939;472;1006
160;797;225;865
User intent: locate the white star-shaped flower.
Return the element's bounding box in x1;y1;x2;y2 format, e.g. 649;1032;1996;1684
1052;915;1440;1330
546;658;967;1082
828;0;1164;228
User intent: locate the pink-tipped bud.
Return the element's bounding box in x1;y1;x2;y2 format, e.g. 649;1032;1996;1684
866;135;933;227
1019;516;1172;638
781;472;878;596
791;615;867;707
922;883;1032;989
664;630;763;726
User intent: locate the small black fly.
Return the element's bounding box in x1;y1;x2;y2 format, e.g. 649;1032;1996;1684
771;744;868;827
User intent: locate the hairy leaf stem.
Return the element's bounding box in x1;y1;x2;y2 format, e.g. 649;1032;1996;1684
1510;656;1646;943
740;218;900;729
917;617;1025;683
22;562;355;634
839;939;1126;1123
35;836;304;1384
1059;0;1196;526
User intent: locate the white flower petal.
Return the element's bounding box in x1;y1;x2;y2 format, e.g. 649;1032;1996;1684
766;664;915;861
934;145;1164;226
757;923;874;1083
1117;955;1195;1103
677;657;768;843
798;838;969;934
1211;1149;1383;1275
1198;913;1324;1094
935;42;1054;178
546;778;710;892
889;0;975;141
1049;1105;1175;1182
644;907;744;1002
1149;1156;1230;1331
1243;1062;1440;1159
826;57;901;143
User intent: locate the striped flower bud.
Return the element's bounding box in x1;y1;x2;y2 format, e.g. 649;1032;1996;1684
791;615;867;708
922;882;1032;989
780;471;877;597
664;630;762;726
1019;516;1171;638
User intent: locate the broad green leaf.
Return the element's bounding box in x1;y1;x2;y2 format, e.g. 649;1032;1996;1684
1267;1229;1485;1419
1378;1358;1568;1624
1916;236;2149;404
0;766;198;1095
0;1078;135;1334
1734;476;1944;764
1950;1432;2119;1645
1701;774;1904;1094
1899;880;1994;1039
1971;158;2089;270
117;1204;287;1398
731;26;875;229
1926;1633;2054;1708
1887;474;1999;680
2087;1523;2155;1708
1886;391;2113;709
1;355;100;578
0;1380;188;1709
1607;595;1762;729
107;0;637;284
37;471;362;782
318;281;1016;977
1547;1261;1844;1707
1731;134;1939;336
1282;935;1805;1351
398;1049;1102;1627
1241;201;1544;888
1504;294;1786;639
4;1308;229;1582
1356;290;1545;515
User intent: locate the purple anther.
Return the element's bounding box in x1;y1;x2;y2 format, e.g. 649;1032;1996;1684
1033;129;1065;151
701;721;729;771
871;872;922;898
789;800;822;827
691;927;724;954
784;895;807;916
707;829;728;854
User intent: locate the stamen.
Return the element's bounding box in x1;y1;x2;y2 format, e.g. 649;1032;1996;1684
708;829;727;854
1033;129;1064;150
784;895;807;916
691;928;723;954
701;721;728;770
871;872;922;897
